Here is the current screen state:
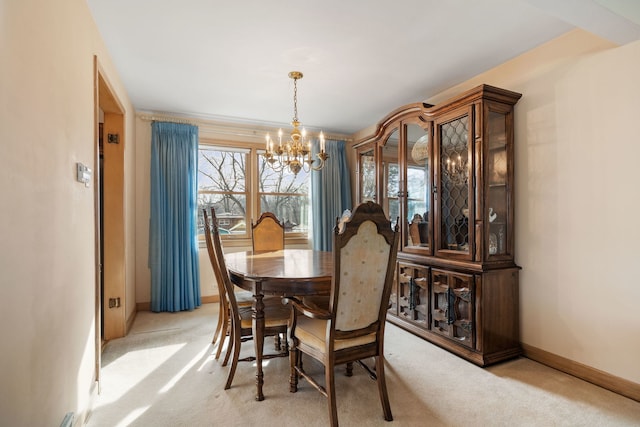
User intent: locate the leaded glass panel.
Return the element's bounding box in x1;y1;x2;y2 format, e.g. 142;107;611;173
439;116;469;253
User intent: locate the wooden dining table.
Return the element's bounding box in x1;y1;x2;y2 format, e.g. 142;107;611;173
224;248;332;401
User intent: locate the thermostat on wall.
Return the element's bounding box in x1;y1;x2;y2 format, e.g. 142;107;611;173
76;162;92;187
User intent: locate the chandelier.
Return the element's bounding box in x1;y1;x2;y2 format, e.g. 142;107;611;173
262;71;328;175
444;155;469;186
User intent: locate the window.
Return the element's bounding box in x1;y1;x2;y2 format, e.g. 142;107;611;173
385;162;400;229
197;146;248;236
197;142;310;241
258;155;309;234
407;165;428;221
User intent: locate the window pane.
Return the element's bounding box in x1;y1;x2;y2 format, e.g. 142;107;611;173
198;147;246;191
258;156;309;194
197;146;248;238
382;128;399;229
260;194;309;233
258;154;310;235
407;166;427;220
197;194;247;236
359;148;376;202
386;163;399;229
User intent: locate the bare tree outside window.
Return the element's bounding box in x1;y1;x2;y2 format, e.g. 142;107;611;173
197;145;309;238
197;147;248;236
407;165;428;220
386;162;400;228
360;150;376;202
258;155;309;233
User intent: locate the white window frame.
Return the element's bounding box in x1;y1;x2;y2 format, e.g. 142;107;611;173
198;139;310;247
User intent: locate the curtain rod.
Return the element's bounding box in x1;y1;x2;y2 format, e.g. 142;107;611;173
136;112;352;142
137;113;197;126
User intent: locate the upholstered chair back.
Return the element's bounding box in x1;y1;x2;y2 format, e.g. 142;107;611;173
331;201;399;336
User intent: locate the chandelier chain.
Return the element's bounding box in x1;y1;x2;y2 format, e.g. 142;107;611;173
292;77;298;122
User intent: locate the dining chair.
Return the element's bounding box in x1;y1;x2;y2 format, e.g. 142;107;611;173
251;212;285;252
202;208;253;361
302;209;351;310
299;209;353;312
252;211;289;349
285;201;400;427
207;208;291;390
408;216;421;246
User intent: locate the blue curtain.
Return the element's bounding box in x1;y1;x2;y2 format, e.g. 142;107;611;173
149;122;201;312
311;139;352;251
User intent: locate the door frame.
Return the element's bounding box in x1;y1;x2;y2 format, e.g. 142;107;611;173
93;56;127;383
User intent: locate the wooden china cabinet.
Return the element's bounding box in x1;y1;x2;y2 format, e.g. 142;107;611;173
355;85;522;366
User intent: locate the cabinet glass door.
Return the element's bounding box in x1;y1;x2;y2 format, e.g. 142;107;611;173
437;112;472;256
382;128;400;229
358;146;376;203
431;269;474;348
486;106;510;258
404;123;430;252
397;262;428;326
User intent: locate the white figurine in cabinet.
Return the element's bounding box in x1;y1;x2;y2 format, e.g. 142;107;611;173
489;207;497;223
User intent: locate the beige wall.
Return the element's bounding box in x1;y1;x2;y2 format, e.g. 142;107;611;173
0;0;135;425
439;30;640;384
135;119;153;303
514;32;640;384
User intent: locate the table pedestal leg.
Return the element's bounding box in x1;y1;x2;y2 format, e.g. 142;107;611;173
252;292;265;401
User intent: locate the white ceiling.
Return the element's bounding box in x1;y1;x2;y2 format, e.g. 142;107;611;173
86;0;640;136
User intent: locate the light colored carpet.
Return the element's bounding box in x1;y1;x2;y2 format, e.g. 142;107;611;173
86;304;640;426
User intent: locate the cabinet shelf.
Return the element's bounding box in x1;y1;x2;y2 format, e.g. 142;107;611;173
488;142;507;151
488;183;507;188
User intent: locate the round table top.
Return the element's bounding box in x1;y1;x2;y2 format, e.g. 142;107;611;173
225;248;333;281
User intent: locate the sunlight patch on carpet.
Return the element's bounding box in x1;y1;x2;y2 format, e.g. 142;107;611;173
159;344;211;393
95;344;185;406
114;405;150;427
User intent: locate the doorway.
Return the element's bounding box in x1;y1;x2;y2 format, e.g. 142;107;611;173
94;57;127;384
